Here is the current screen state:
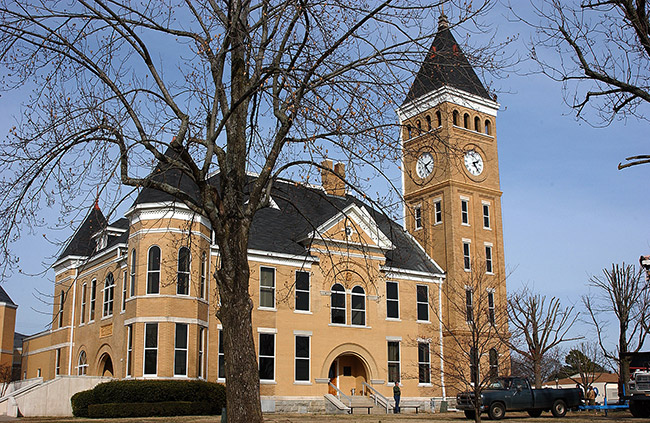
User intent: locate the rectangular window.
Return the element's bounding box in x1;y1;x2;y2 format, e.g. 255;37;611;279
144;323;158;376
126;324;133;377
414;205;422;230
466;289;474;322
416;285;429;321
200;252;206;299
198;327;205;379
58;291;64;328
488;290;495;324
295;271;310;311
259;333;275;381
387;341;400;383
485;244;493;274
121;270;127;312
386;281;399;319
218;329;225;380
103;273;114;318
55;348;61;375
463;241;471;271
174;323;188;376
418;342;431;384
295;335;310;382
260;267;275;308
461;198;469;225
130;250;136;297
434;199;442;224
90;279;96;321
80;284;87;324
483;203;491;229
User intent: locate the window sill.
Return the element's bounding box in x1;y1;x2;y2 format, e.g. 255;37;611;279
328;323;372;329
461;223;470;227
294;381;312;385
483;227;492;231
418;383;433;387
434;221;443;226
294;310;312;314
260;380;277;385
258;307;277;312
417;320;431;324
486;272;494;276
385;317;401;322
101;315;113;321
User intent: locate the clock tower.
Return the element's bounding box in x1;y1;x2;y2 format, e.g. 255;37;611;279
397;14;507;364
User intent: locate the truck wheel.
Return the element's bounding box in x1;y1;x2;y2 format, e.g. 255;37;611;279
464;410;476;419
629;401;650;418
551;399;567;418
527;409;542;417
488;402;506;420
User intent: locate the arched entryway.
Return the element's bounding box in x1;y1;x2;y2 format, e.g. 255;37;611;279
328;354;368;396
98;353;114;377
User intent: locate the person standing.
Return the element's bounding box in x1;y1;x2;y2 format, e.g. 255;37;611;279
393;381;401;414
587;386;596;406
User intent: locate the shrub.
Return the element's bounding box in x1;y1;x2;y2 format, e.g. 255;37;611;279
88;401;217;418
71;389;97;417
71;380;225;417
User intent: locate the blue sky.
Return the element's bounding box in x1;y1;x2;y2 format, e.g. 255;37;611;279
1;2;648;356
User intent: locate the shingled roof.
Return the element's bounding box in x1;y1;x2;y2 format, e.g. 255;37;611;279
404;14;491;104
58;206;107;260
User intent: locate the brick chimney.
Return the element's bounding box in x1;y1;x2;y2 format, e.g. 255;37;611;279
321;160;346;196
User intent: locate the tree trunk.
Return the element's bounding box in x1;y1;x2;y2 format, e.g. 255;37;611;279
533;358;542;389
619;354;631;401
215;217;263;423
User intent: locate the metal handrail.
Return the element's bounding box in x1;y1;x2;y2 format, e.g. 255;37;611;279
362;381;390;413
328;382;352;406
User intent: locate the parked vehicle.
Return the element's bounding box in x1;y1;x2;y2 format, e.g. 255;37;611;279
623;351;650;418
456;377;583;420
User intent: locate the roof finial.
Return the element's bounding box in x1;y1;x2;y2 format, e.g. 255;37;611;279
94;187;101;211
438;11;449;31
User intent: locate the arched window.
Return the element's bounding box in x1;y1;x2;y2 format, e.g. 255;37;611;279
436;110;442;127
351;286;366;326
452;110;459;126
474;116;481;131
406;125;412;139
177;247;190;295
129;249;136;297
200;252;207;299
463;113;470;129
330;283;346;324
489;348;499;380
484;119;492;135
425;115;432;131
103;272;114;317
78;350;88;375
58;291;64;327
147;246;161;294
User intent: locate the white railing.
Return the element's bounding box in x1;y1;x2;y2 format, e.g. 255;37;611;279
362;381;391;413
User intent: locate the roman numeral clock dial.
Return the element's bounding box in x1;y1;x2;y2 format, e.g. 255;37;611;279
464;150;484;176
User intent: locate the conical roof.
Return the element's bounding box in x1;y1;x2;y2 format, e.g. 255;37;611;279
58;205;107;260
403;14;491;104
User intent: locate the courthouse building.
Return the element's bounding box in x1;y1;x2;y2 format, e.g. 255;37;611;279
20;15;507;408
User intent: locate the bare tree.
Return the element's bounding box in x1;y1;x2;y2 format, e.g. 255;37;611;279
510;347;562;385
515;0;650;168
0;1;505;422
506;286;580;388
432;261;509;422
583;263;650;399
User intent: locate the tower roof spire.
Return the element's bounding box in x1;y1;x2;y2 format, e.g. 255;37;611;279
403;15;491;104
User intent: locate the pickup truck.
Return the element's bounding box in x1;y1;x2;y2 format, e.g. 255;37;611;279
456;377;583;420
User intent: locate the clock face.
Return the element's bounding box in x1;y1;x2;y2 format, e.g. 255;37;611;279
464;150;484;176
416;152;434;179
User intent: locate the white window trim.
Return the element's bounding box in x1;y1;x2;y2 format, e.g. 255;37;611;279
174;323;189;377
416;284;430;323
433;198;443;225
121;270;127;312
129;249;136;297
258;332;276;383
418;341;432;386
484;242;494;275
217;329;225;382
330;283;346;325
482;201;491;230
77;350;88;376
143;322;158;376
80;283;87;324
387;340;401;385
198;327;206;379
147;245;161;295
462;239;472;272
414;204;423;230
294;270;311;313
294;334;311;383
259;266;276;310
89;279;97;322
102;273;114;318
177;247;191;296
125;324;133;377
460;196;470;226
386;280;400;320
350;285;366;327
200;252;207;300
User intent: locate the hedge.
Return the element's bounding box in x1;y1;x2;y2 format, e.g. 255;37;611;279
71;380;226;418
88;401;217;418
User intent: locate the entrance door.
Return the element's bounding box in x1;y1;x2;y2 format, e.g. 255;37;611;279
328;361;338;395
328;354;368;396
